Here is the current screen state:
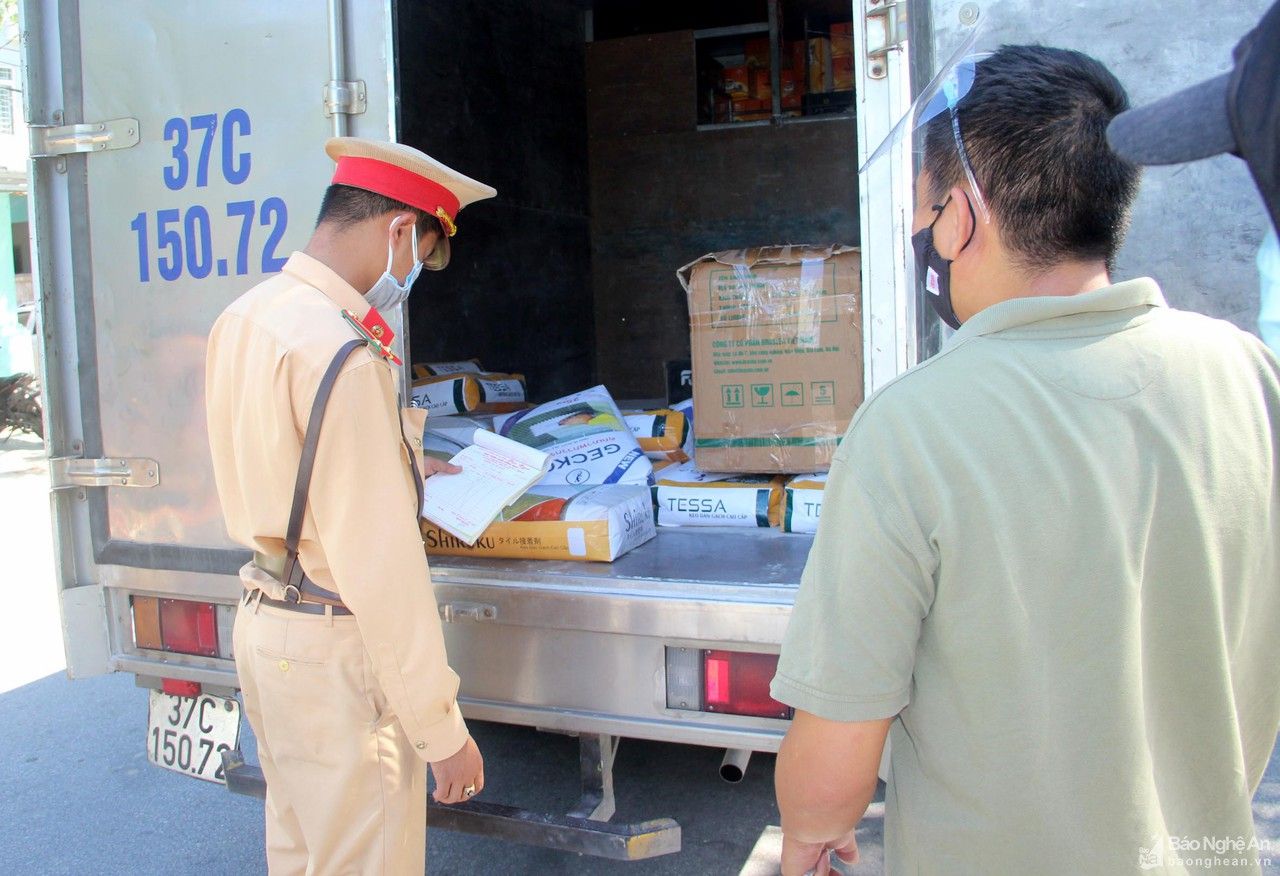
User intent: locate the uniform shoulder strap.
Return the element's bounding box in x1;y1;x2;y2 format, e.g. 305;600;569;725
282;339;365;587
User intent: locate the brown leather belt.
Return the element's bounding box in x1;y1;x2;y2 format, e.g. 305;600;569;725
251;589;353;616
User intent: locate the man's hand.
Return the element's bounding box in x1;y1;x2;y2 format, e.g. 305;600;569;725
781;829;859;876
422;458;462;478
430;736;484;804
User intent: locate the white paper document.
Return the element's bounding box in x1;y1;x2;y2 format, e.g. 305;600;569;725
420;430;551;545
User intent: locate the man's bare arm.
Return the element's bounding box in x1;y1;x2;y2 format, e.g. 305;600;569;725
776;710;892;875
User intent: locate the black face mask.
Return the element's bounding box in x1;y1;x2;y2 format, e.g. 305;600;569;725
910;193;977;330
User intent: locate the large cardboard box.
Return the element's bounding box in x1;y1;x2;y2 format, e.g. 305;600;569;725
678;246;862;473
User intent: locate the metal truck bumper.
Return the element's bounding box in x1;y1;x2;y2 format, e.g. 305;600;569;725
222;738;682;861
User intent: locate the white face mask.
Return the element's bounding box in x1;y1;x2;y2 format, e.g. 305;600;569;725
365;219;424;312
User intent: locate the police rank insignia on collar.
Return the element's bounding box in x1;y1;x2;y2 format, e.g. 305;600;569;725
341;308;403;365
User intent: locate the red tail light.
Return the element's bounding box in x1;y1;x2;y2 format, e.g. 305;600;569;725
703;650;791;719
158;599;218;657
162;678;202;697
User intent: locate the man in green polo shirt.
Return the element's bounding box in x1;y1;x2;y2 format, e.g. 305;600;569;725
771;44;1280;875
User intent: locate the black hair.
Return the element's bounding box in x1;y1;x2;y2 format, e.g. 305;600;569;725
314;183;443;237
923;44;1141;271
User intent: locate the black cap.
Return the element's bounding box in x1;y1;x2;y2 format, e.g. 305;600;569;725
1107;0;1280;231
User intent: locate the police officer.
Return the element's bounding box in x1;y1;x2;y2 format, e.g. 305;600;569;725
205;138;496;874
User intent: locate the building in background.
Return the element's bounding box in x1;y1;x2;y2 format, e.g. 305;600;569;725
0;12;29;377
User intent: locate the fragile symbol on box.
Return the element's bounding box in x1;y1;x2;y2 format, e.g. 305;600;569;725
781;382;804;407
723;384;745;408
751;384;775;407
811;381;835;405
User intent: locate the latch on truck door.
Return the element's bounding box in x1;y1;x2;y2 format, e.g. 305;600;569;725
865;0;908;79
438;601;497;623
49;457;159;490
30;116;141;157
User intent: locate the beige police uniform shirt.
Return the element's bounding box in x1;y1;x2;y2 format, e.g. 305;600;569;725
206;251;469;763
773;279;1280;874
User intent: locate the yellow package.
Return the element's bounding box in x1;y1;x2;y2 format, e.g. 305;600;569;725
409;371;527;416
623;409;691;462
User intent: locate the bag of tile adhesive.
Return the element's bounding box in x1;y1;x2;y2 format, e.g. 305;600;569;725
653;460;783;528
409;360;527;417
494;385;653;487
422;483;656;562
623;409;691;463
782;473;827;533
417;415;496;464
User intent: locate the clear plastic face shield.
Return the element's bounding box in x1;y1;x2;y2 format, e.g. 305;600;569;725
860;27;993;346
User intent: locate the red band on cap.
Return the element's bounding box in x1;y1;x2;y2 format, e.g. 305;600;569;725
331;156;461;222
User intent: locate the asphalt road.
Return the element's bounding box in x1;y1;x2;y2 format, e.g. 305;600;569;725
0;433;1276;875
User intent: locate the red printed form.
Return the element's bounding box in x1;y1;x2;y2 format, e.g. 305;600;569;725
420;429;551;545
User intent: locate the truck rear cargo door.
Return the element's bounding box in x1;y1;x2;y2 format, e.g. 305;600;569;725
24;0;396;675
850;0;919;389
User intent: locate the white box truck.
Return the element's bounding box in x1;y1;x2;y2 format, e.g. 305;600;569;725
21;0;1269;860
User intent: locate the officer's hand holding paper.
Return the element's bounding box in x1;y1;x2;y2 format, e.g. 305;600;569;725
421;456;463;478
421;429;551;544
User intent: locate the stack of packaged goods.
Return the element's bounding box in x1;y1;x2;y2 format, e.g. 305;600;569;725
799;22;852;96
661;245;858;535
756;36;804;115
420;386;657;562
716;36;776;124
409;358;527;417
714;36;812;124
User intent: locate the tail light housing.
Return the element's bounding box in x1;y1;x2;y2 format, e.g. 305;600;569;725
665;647;792;720
131;596;233;659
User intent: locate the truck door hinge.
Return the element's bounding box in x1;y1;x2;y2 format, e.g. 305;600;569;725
865;0;907;79
30;117;140;157
323;80;367;118
49;456;159;490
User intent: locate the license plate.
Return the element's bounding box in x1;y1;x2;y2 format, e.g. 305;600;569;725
146;689;241;783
